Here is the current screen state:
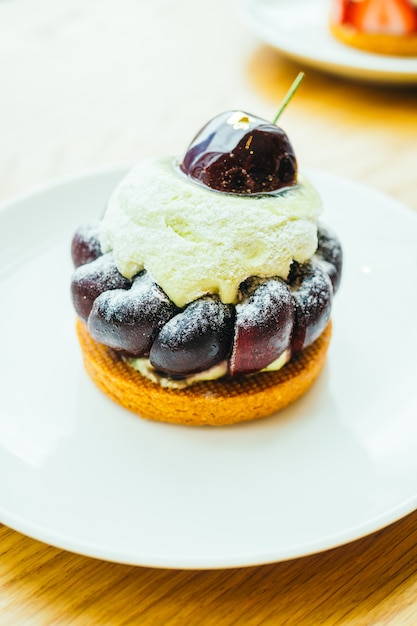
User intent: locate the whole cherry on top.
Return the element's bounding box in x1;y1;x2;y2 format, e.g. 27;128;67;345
180;73;305;195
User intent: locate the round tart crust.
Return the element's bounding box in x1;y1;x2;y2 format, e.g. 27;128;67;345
329;22;417;56
76;319;332;426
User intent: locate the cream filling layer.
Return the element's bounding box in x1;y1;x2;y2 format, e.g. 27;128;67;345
126;349;291;389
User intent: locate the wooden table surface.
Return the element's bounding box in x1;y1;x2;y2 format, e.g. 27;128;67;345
1;1;417;624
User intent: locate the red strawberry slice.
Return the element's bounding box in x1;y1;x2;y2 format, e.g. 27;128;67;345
330;0;349;23
346;0;417;34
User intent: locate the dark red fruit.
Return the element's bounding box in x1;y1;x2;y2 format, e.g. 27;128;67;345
313;223;343;294
71;222;102;268
71;253;131;322
180;111;297;194
149;296;235;376
289;261;333;353
229;277;295;376
88;272;179;357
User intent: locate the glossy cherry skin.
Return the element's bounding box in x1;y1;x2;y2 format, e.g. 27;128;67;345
71;222;102;268
150;296;235;377
313;223;343;294
229;277;295;376
180;110;297;194
289;261;333;353
87;271;179;357
71;253;131;322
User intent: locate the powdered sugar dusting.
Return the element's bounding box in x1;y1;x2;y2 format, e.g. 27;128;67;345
236;276;293;327
71;221;102;267
156;296;234;349
76;253;130;290
314;223;343;293
93;271;177;325
289;261;333;351
75;222;101;247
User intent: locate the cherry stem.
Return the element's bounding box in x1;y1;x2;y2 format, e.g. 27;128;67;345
272;72;305;125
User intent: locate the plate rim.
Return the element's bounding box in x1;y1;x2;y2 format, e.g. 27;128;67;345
237;0;417;83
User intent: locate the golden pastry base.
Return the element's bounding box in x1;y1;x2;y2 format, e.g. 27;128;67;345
76;318;332;426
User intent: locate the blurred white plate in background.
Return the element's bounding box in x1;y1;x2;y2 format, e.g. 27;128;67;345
238;0;417;84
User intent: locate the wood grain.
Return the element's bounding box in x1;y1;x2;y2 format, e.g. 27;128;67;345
2;511;417;625
1;0;417;624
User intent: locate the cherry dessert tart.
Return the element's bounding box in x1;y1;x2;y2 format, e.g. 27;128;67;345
71;105;343;426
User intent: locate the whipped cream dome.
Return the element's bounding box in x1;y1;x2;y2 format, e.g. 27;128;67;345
100;157;322;307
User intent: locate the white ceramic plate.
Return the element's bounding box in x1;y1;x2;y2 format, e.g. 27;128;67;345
1;166;417;569
238;0;417;84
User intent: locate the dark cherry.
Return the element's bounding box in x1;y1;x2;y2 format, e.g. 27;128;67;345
71;222;102;268
149;296;235;377
180;110;297;194
229;277;295;376
71;253;131;322
313;223;343;294
88;272;179;357
289;261;333;353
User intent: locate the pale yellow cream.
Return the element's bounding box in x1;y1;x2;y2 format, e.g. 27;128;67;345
100;157;322;307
